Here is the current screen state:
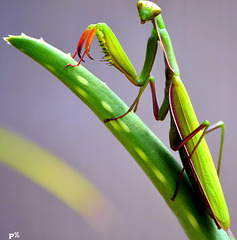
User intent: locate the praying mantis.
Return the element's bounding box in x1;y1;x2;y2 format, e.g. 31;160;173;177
66;0;231;237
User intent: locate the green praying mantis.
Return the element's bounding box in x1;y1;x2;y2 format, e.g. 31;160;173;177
66;0;232;237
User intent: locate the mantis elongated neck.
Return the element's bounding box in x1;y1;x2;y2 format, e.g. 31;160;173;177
155;14;180;76
137;20;158;85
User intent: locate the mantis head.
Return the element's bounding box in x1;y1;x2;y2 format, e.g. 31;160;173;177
137;1;161;24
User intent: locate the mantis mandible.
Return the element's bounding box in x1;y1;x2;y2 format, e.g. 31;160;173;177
66;0;231;237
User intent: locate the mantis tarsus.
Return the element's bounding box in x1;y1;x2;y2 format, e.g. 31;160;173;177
66;0;231;237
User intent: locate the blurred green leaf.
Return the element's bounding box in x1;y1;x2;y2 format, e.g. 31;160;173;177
0;126;120;236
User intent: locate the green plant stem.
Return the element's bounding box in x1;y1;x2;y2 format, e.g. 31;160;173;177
4;34;234;240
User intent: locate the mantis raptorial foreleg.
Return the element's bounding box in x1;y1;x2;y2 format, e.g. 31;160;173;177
66;2;162;121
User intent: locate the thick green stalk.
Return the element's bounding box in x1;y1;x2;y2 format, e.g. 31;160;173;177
4;34;233;240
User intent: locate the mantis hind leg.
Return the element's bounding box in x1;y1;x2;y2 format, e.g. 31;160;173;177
205;121;225;176
171;120;225;200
